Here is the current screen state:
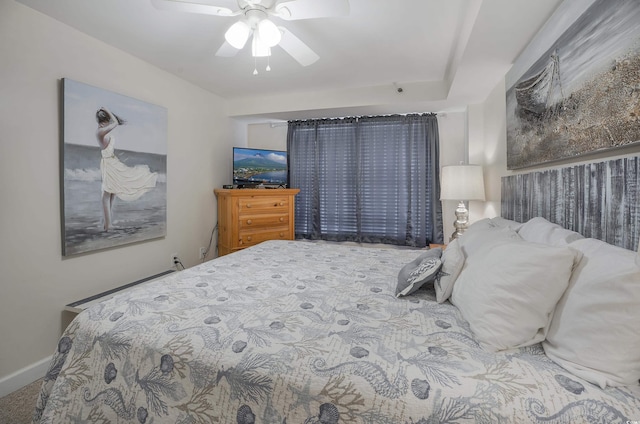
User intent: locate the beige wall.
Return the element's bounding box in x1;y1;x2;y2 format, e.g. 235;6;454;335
0;0;234;389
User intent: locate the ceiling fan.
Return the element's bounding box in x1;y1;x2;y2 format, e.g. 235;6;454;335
151;0;350;73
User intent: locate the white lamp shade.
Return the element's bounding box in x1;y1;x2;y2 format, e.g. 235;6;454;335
440;165;486;201
257;18;282;47
225;21;251;49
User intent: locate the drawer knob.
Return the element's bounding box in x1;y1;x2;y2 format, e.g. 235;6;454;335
246;219;252;225
246;203;252;208
279;232;284;237
279;201;284;206
247;236;252;241
279;217;284;222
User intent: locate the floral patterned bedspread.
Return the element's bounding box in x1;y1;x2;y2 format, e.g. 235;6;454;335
34;240;640;423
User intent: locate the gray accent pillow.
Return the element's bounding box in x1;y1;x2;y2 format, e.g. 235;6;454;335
396;248;442;297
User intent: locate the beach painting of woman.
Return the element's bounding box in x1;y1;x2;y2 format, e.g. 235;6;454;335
62;78;167;256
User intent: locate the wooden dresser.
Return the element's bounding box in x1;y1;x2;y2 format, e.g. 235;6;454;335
214;188;300;256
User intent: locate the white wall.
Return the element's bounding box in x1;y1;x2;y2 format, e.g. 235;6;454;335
437;113;468;240
0;0;234;389
247;123;288;150
472;82;507;219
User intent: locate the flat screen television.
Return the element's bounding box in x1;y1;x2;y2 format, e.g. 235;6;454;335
233;147;288;187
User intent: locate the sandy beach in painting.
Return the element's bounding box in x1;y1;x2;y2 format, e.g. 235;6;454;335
507;51;640;169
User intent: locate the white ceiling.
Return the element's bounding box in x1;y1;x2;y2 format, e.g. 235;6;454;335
15;0;564;120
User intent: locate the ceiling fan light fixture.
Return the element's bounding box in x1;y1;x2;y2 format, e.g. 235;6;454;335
224;20;251;49
155;0;338;69
251;33;271;57
256;18;281;47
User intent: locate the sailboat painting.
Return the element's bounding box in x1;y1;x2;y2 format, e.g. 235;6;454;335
506;0;640;169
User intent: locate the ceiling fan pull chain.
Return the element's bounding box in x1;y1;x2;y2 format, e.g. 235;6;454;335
266;56;271;72
253;56;258;75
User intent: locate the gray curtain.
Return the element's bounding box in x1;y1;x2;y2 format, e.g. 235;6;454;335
287;114;443;247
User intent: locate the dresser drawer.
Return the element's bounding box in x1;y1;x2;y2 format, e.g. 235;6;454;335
238;197;289;213
238;228;291;248
239;213;289;230
215;188;299;257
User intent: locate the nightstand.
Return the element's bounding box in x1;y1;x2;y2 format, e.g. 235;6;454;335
429;243;447;250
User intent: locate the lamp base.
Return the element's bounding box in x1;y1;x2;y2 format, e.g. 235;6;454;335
450;200;469;241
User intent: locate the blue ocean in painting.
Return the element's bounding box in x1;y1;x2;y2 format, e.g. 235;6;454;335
63;143;167;255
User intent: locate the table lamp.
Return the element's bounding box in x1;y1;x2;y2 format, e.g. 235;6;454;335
440;164;486;240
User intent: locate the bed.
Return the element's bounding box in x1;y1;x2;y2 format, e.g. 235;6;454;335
34;218;640;423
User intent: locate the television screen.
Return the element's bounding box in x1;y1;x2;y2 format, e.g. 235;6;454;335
233;147;288;187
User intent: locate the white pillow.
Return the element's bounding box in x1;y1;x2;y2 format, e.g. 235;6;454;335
518;217;583;246
543;238;640;388
435;238;464;303
463;217;494;233
458;225;522;260
451;236;580;351
490;216;524;231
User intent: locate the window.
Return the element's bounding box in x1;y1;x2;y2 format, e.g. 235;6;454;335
288;114;443;247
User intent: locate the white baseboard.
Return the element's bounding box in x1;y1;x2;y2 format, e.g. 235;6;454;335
0;356;52;398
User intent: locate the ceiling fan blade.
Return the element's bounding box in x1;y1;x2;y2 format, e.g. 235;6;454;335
215;40;240;57
278;27;319;66
150;0;239;17
274;0;349;20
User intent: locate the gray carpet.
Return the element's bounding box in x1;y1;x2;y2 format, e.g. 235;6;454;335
0;379;42;424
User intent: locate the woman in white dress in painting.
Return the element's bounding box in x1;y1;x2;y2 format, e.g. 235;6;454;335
96;107;157;231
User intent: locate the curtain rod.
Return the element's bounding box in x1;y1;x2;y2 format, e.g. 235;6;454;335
269;112;452;127
285;112;438;125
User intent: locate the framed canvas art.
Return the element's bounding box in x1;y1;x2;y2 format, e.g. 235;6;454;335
61;78;167;256
506;0;640;169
